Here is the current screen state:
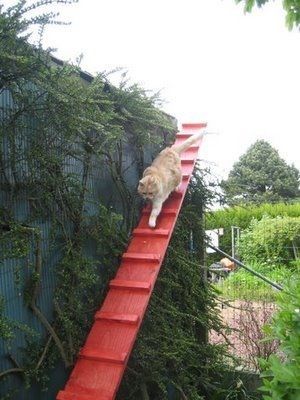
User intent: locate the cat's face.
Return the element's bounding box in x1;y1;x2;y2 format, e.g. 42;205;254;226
138;176;160;200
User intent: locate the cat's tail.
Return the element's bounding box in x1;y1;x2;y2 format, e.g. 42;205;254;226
173;131;206;154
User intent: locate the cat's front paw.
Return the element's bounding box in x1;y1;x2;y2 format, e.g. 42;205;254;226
148;218;156;228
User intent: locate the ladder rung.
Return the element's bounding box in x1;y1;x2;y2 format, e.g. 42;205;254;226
181;159;194;164
57;391;110;400
172;191;184;199
141;207;152;215
161;208;178;215
133;228;170;237
182;123;206;129
95;311;140;325
142;207;177;216
79;348;127;364
122;252;161;262
176;133;192;138
109;279;151;292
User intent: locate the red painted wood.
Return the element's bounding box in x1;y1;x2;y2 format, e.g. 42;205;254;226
181;158;195;165
95;311;140;325
142;207;178;216
57;391;111;400
109;279;151;292
122;252;161;262
56;122;206;400
133;228;170;237
79;348;128;364
182;122;206;129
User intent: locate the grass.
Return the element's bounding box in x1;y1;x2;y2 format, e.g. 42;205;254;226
214;263;296;302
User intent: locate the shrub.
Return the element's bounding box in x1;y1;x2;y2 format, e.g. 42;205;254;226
238;216;300;268
205;203;300;264
237;301;279;371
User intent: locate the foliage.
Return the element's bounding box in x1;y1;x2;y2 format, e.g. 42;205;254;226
221;140;300;206
205;202;300;263
207;203;300;231
230;267;286;301
238;215;300;267
216;299;279;373
237;302;279;372
219;263;293;301
235;0;300;30
0;1;176;397
0;0;77;90
216;214;299;301
0;222;31;259
259;278;300;399
0;296;14;341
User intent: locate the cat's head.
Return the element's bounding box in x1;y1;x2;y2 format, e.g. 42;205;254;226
138;175;161;200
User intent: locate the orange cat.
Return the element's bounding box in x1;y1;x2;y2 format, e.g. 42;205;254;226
138;131;204;228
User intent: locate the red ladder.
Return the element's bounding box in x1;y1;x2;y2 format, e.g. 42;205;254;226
57;122;206;400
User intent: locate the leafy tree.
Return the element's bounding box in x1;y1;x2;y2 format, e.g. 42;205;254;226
0;0;77;90
235;0;300;30
221;140;300;205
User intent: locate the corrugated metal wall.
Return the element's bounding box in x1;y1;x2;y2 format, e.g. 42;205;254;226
0;85;172;399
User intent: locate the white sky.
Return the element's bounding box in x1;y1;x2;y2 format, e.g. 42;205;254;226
3;0;300;180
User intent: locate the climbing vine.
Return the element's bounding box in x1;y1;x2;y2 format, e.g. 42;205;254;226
0;1;175;397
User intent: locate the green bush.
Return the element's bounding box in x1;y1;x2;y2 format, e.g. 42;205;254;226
206;203;300;231
206;203;300;264
238;216;300;268
260;278;300;399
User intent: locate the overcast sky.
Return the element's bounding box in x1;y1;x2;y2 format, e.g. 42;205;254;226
4;0;300;180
